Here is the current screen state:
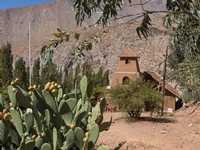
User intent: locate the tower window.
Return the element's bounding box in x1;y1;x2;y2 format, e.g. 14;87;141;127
125;58;130;64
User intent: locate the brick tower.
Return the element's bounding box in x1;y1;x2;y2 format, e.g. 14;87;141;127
111;48;140;86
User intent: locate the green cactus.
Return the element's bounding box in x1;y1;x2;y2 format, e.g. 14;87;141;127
0;120;11;146
74;127;84;149
88;124;99;150
0;94;9;110
0;76;112;150
96;145;109;150
41;143;52;150
24;108;34;134
10;108;24;137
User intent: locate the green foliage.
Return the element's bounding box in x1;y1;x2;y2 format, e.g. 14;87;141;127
40;61;60;87
74;63;82;87
40;29;99;63
0;86;9;102
31;58;40;85
0;43;13;99
0;76;111;150
181;90;194;103
110;76;163;118
94;67;109;88
13;57;28;89
82;60;93;80
136;13;152;39
0;43;13;86
63;69;74;94
74;0;152;38
74;0;125;26
102;70;109;87
94;66;104;87
164;0;200;101
91;87;106;100
57;68;63;85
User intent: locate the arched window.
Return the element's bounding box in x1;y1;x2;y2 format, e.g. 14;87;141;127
123;76;130;85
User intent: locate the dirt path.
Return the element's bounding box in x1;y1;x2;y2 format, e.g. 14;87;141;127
97;108;200;150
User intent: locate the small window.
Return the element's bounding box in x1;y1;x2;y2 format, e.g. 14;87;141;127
125;58;130;64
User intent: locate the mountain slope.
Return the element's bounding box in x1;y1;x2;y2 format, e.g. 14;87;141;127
0;0;168;83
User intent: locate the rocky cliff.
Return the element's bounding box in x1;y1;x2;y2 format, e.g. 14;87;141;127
0;0;168;83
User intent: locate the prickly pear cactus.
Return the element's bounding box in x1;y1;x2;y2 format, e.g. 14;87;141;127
0;76;111;150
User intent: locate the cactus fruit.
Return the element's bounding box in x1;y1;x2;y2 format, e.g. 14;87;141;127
33;85;37;90
0;76;111;149
9;103;13;108
12;88;17;93
28;86;34;91
62;94;67;99
88;112;92;116
32;135;36;141
85;132;90;138
2;109;8;115
70;124;76;130
11;81;15;86
3;113;11;121
14;78;20;84
83;137;88;143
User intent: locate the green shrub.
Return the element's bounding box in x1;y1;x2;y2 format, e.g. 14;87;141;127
110;76;163;118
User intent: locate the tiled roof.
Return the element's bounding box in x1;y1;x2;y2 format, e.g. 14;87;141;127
118;48;139;58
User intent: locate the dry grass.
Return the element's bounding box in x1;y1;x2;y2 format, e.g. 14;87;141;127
124;139;153;149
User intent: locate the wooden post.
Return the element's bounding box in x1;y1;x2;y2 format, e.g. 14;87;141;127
161;46;168;115
29;21;32;86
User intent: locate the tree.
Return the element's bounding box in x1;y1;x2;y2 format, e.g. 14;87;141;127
62;69;74;94
13;57;28;89
31;58;40;85
93;67;109;87
0;43;13;85
82;60;93;81
0;43;13;100
94;66;104;87
164;1;200;102
74;63;82;87
40;61;59;87
57;68;63;85
102;70;109;86
110;76;163;118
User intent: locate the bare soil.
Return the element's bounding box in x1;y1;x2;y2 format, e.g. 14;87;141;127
97;105;200;150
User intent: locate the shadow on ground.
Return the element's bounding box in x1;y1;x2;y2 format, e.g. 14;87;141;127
128;116;177;123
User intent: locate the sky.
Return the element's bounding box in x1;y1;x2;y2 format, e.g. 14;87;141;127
0;0;54;10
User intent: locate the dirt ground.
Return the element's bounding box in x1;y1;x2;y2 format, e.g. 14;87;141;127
96;104;200;150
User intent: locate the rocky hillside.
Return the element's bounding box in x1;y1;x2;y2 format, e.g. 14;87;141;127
0;0;169;83
51;18;169;82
